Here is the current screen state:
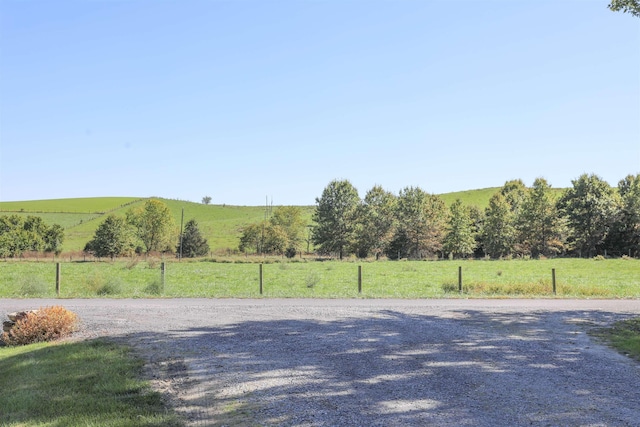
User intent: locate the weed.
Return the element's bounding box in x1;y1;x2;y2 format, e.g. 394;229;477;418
305;272;320;288
96;278;123;296
17;276;49;297
125;257;139;269
441;282;458;293
145;279;164;295
2;306;78;346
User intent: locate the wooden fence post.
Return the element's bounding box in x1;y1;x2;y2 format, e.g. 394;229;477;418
56;263;61;297
358;265;362;294
259;263;263;295
161;262;166;287
458;266;462;294
552;268;556;295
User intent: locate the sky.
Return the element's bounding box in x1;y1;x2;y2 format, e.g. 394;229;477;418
0;0;639;206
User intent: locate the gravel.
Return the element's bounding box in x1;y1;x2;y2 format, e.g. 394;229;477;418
2;298;640;426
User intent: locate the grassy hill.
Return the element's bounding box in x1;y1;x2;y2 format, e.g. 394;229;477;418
0;197;314;253
0;188;566;254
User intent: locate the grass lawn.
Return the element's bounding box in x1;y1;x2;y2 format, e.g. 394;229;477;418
1;258;638;299
0;340;182;426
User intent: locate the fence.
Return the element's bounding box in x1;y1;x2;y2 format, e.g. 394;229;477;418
1;258;638;298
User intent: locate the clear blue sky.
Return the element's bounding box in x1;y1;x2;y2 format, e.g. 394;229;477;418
1;0;638;206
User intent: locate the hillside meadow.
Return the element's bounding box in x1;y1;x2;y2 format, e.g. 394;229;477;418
0;197;315;253
1;258;638;299
0;188;505;254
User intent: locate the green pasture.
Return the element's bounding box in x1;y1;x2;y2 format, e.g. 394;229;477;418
0;197;140;213
1;258;638;299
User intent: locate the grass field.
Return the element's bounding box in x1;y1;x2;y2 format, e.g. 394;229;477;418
0;339;182;426
1;258;638;299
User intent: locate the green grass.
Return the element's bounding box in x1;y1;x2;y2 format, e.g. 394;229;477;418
438;187;501;209
0;197;141;213
1;258;638;299
0;340;183;426
592;318;640;361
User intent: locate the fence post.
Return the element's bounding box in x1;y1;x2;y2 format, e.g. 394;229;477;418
161;262;166;287
458;266;462;294
56;263;61;297
552;268;556;295
259;264;263;295
358;265;362;294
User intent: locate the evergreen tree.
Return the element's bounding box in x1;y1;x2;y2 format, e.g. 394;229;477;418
178;219;210;258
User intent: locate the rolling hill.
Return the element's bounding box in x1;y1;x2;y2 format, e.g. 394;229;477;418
0;187;565;254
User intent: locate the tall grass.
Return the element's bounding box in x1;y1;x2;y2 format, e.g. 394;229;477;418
0;258;638;299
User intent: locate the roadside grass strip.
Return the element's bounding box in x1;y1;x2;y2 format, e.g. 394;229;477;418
592;318;640;361
0;340;183;426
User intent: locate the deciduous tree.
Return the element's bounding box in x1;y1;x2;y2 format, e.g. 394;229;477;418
312;180;360;260
127;199;177;253
609;0;640;17
558;174;620;257
518;178;564;257
85;215;134;258
443;199;476;259
483;192;516;259
355;185;397;259
391;186;446;259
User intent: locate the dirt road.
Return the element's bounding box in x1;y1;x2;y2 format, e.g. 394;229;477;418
2;299;640;426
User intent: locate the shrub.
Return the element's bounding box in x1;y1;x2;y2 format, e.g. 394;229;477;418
285;247;297;259
2;306;78;346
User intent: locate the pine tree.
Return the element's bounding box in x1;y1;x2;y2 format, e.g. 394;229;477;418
178;219;210;258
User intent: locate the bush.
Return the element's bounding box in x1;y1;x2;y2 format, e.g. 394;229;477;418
2;306;78;346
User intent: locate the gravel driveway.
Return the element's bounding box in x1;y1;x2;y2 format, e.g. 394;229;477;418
2;299;640;426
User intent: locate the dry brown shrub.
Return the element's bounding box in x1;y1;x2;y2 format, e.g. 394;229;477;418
2;306;79;346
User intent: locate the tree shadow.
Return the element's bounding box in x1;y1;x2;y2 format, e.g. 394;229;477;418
122;309;640;426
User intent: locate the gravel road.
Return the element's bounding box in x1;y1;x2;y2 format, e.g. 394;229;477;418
2;299;640;426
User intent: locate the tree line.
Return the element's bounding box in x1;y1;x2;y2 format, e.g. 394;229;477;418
0;215;65;257
84;199;210;258
306;173;640;260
